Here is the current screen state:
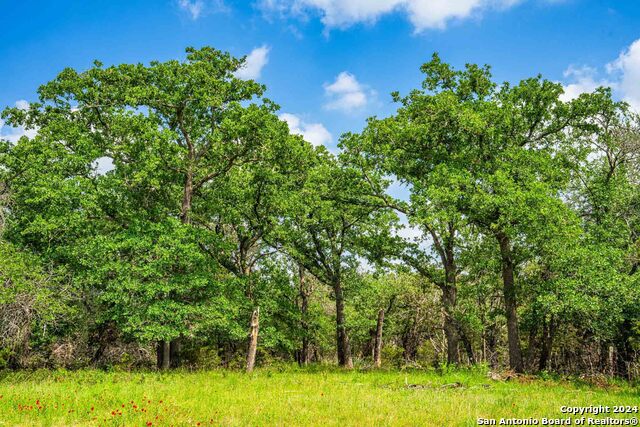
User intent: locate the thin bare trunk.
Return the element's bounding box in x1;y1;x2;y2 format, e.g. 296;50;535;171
159;340;170;370
373;309;385;368
297;267;311;366
525;326;537;371
486;322;499;369
538;316;555;371
497;231;524;373
246;308;260;372
334;277;353;368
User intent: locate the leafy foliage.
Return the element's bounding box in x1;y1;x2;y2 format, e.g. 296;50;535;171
1;48;639;377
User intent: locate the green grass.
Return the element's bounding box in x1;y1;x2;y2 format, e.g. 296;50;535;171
0;366;638;426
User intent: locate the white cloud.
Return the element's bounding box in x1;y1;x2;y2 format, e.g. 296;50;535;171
279;113;332;146
405;0;490;31
234;45;271;80
304;0;401;28
0;100;37;144
177;0;226;20
14;100;29;110
608;39;640;112
258;0;524;32
560;38;640;112
559;65;614;102
323;72;373;113
178;0;205;19
325;71;362;94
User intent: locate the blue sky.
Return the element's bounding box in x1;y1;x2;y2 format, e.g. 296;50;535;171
2;0;640;151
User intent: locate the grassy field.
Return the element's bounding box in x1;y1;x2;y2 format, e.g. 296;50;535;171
0;366;638;426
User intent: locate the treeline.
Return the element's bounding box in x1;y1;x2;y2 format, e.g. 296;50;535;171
1;48;639;377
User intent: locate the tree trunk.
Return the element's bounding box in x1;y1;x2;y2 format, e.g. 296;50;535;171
156;341;163;369
402;313;421;363
169;338;182;368
180;169;193;224
297;267;311;366
615;319;633;378
609;346;616;377
165;170;192;370
439;236;461;366
485;322;499;369
497;232;524;373
91;322;117;365
333;278;353;368
246;308;260;372
441;284;460;365
373;309;385;368
363;328;376;360
538;316;555;371
525;326;537;371
158;340;170;370
458;325;476;365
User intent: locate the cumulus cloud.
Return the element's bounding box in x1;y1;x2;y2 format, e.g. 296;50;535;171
0;100;37;144
607;39;640;111
560;38;640;112
559;66;614;102
323;72;373;113
234;45;271;80
257;0;524;32
405;0;498;31
279;113;332;146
